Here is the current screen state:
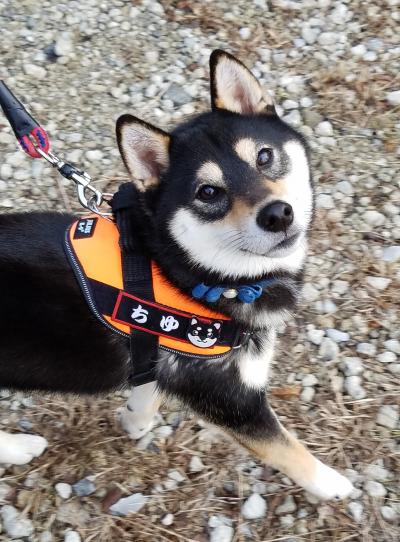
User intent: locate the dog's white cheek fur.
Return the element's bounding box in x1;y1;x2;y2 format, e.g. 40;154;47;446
169;211;307;279
280;141;313;232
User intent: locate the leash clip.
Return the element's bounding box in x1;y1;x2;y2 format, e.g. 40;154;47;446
37;148;112;218
0;80;112;218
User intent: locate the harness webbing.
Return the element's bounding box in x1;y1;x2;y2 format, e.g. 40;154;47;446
111;183;158;386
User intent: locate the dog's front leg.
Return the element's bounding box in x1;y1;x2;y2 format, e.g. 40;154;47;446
230;412;354;501
119;381;163;440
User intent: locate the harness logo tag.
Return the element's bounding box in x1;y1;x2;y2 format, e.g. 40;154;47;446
74;217;98;239
160;315;179;332
130;304;149;324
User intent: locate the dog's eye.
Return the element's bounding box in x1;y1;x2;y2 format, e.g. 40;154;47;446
257;148;273;168
196;185;224;202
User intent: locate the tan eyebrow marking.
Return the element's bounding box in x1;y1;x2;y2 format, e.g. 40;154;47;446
234;138;257;166
196;161;224;184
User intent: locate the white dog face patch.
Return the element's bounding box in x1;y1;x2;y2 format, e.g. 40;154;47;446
187;318;221;348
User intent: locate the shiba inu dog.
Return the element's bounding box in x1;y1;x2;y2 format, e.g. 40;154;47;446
0;50;353;500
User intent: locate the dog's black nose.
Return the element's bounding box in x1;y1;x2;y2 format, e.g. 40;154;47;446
257;201;294;232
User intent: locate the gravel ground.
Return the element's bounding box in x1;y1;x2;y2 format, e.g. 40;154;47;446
0;1;399;541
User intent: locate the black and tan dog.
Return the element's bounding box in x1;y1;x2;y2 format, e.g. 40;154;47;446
0;50;353;500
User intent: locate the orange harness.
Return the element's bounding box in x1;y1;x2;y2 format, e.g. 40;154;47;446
64;215;247;384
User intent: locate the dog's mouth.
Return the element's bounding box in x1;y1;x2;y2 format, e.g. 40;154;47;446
239;232;301;258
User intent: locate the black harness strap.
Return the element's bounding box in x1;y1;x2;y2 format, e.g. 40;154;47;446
111;183;158;386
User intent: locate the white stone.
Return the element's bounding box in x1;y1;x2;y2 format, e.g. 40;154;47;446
336;180;354;195
326;329;350;342
1;505;34;539
40;531;53;542
348;501;363;523
168;469;186;483
189;455;205;473
54;32;74;56
377;351;397;364
241;493;267;519
64;531;81;542
383;339;400;355
376;405;399;429
316;193;334;209
342;357;363;376
364;480;387;498
0;163;12;179
315;120;334;136
155;425;173;438
161;513;174;526
363;51;377;62
300;386;315;402
23;63;47;79
283;109;302;127
210;525;234;542
85;150;103;161
345;376;367;399
208;514;232;528
307;328;324;345
366;276;391;290
381;506;398;522
331;280;349;294
382;246;400;263
386;90;400;106
318;32;338;46
300;97;313;108
55;482;72;499
302;374;318;387
282;99;299;110
314;299;338;314
364;464;391;482
110;493;148;516
356;342;376;356
319;337;339;361
239;27;251;40
351;44;367;56
302;283;319;302
363;210;385;227
276;495;297;514
301;27;319;44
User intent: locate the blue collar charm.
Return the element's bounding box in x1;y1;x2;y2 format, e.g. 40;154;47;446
192;279;275;304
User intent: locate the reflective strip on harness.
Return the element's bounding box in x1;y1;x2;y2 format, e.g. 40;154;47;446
64;216;245;358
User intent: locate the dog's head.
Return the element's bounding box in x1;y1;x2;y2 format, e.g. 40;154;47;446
116;50;313;282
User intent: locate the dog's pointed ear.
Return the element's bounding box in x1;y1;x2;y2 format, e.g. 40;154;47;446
209;50;275;115
116;114;170;191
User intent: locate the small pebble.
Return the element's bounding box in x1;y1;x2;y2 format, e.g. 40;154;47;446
55;483;72;499
315;121;334;136
110;493;148;516
72;478;96;497
380;506;398;522
64;531;81;542
348;501;363;522
210;525;234;542
356;343;376;356
189;455;205;473
377;352;396;364
161;513;174;526
318;337;339;361
376;405;399;429
364;480;387;498
276;495;297;515
241;493;267;519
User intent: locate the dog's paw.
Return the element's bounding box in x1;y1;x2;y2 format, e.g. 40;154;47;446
117;407;155;440
0;432;48;465
303;460;354;501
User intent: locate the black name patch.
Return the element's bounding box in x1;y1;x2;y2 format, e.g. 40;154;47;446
74;217;98;239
